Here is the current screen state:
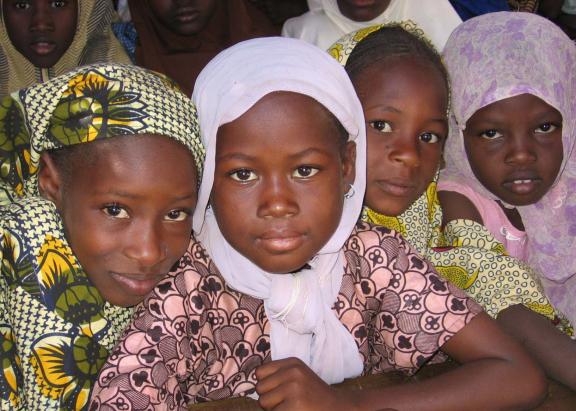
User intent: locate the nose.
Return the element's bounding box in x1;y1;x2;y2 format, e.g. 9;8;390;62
257;175;299;219
388;133;420;168
30;3;55;32
124;221;167;268
505;134;537;166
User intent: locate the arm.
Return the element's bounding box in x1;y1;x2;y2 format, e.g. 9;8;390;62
254;314;546;411
254;228;546;411
438;190;483;228
498;303;576;390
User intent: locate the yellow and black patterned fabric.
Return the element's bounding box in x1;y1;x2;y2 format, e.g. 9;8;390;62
0;63;205;410
361;178;559;322
0;63;205;205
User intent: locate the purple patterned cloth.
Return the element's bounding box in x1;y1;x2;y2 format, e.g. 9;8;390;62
440;12;576;325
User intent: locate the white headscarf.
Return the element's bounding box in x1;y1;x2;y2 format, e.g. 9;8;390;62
192;37;366;384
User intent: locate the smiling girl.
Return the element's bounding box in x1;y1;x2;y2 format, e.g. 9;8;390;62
91;37;545;411
0;63;204;410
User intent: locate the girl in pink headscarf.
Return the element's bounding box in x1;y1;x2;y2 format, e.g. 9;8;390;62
439;11;576;388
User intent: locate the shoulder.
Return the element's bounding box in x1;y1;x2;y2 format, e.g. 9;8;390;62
344;222;431;281
282;10;330;37
437;189;483;227
345;221;411;255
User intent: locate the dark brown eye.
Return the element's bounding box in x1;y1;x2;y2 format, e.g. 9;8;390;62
293;166;319;178
369;120;392;133
229;169;256;182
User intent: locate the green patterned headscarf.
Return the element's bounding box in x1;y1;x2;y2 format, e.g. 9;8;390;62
0;63;204;410
328;25;567;329
0;62;205;204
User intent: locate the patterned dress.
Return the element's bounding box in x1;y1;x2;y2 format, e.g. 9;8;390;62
89;223;481;410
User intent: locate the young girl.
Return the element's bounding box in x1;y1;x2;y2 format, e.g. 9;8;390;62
438;12;576;387
0;63;205;410
331;21;576;390
0;0;131;99
90;37;545;411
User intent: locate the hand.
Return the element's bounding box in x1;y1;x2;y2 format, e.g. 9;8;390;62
255;357;358;411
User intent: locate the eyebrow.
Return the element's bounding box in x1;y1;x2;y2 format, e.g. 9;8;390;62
365;105;402;114
217;147;332;163
94;191;196;201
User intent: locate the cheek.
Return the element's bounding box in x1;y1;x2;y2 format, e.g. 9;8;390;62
165;225;193;260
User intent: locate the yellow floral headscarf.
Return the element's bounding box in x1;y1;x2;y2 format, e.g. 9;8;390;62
0;63;205;204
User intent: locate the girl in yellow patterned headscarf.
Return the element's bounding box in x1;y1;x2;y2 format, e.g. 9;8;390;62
0;63;204;410
0;0;131;100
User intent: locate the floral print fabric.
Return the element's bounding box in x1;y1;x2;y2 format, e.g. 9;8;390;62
0;63;205;205
0;197;134;410
89;223;481;409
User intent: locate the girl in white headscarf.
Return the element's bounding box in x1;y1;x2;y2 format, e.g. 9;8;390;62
282;0;461;51
90;37;545;411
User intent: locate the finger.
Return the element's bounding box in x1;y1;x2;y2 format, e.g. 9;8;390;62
257;382;289;410
256;357;303;380
256;360;310;395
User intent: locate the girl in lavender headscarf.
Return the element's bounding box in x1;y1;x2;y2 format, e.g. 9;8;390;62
439;11;576;388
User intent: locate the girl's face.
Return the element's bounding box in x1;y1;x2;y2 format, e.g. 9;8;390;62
353;57;448;216
39;135;198;307
212;92;356;274
464;93;564;206
3;0;77;68
148;0;218;36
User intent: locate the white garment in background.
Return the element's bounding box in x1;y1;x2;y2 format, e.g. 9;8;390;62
283;0;462;51
563;0;576;14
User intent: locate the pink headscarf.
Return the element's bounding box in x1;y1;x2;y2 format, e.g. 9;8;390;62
440;12;576;325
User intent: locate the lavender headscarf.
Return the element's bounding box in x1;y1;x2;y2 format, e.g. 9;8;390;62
192;37;366;384
441;12;576;325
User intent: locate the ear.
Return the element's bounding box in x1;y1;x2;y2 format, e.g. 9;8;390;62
341;141;356;191
38;152;64;207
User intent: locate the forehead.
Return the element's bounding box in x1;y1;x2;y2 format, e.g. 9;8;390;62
216;92;343;154
68;134;196;183
468;93;561;122
355;58;448;104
